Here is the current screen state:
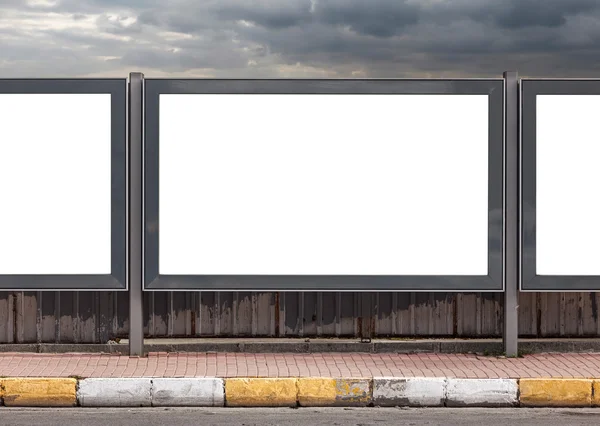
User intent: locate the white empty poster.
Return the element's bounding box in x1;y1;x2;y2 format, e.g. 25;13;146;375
0;94;112;275
536;95;600;275
158;94;489;276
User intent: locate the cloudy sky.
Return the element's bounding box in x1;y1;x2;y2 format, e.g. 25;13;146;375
1;0;599;78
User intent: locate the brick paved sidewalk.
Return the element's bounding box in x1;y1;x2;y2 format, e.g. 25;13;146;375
1;352;600;379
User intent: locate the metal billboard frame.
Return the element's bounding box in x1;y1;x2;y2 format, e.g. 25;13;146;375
520;79;600;291
0;79;128;291
143;79;505;292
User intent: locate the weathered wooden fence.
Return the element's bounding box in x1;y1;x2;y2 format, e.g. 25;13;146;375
0;291;596;343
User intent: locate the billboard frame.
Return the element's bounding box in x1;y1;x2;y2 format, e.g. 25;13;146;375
520;79;600;291
0;79;128;291
144;79;505;292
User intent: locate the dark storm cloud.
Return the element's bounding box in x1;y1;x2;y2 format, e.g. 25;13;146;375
314;0;419;38
493;0;599;29
213;0;419;37
1;0;600;77
216;1;313;29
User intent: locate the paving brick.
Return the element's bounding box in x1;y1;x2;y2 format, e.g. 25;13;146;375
1;353;600;379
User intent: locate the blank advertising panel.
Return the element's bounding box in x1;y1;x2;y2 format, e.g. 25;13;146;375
144;80;503;291
521;80;600;290
0;80;127;290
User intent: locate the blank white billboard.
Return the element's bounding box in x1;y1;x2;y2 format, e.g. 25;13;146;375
536;95;600;275
0;94;112;275
158;94;489;276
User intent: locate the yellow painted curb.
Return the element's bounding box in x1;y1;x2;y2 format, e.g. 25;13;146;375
1;378;77;407
592;381;600;406
297;378;337;406
520;379;592;407
335;379;372;406
225;378;297;407
297;378;372;406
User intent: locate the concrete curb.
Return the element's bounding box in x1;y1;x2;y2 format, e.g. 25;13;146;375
78;378;152;407
76;378;225;407
2;377;600;407
297;378;372;407
225;378;297;407
0;378;77;407
5;338;600;354
373;378;446;407
520;378;593;407
372;378;518;407
152;378;224;407
446;378;518;407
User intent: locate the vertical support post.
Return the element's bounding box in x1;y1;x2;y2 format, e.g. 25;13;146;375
503;71;519;357
129;72;144;356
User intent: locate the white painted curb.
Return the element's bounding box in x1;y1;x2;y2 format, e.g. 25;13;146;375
446;379;518;407
75;377;519;408
78;378;152;407
373;378;446;407
152;378;224;407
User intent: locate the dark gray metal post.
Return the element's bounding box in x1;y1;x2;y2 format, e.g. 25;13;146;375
129;72;144;356
503;71;519;357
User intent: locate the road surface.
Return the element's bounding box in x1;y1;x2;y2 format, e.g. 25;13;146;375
1;407;599;426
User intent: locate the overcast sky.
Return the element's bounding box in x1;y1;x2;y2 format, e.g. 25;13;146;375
1;0;599;78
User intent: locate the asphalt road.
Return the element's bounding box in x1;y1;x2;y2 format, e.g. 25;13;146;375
1;407;600;426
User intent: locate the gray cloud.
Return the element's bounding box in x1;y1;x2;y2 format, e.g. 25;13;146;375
0;0;599;77
314;0;419;38
494;0;599;29
216;1;313;29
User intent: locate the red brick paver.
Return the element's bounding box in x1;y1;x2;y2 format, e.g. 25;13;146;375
0;353;599;379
